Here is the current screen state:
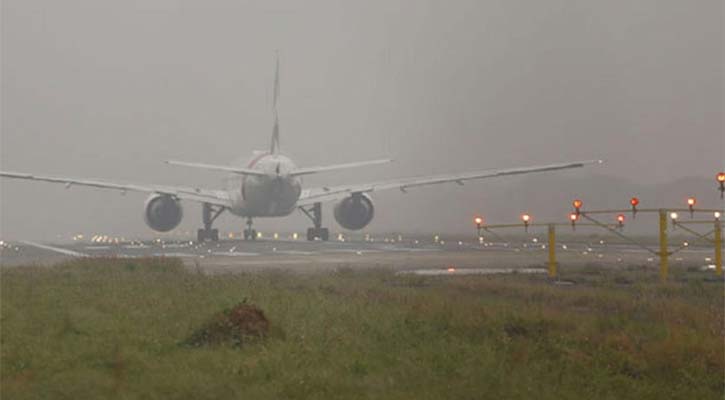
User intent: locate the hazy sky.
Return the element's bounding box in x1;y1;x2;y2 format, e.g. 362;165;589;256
1;0;723;240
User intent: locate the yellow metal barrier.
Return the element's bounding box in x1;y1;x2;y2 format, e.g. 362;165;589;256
715;220;722;276
476;206;722;283
658;209;669;283
548;224;557;278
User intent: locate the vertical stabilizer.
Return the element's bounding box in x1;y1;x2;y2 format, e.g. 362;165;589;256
270;54;281;154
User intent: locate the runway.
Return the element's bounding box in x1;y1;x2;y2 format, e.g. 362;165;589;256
1;235;718;275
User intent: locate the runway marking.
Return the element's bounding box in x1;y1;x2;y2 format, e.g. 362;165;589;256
84;246;111;250
153;252;199;258
274;250;318;256
20;241;89;258
399;268;547;276
162;244;190;249
212;252;260;257
324;249;383;254
392;247;442;253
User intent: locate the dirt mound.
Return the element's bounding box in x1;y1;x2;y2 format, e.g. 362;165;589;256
185;303;269;347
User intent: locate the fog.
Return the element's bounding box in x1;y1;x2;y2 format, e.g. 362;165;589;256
1;0;723;241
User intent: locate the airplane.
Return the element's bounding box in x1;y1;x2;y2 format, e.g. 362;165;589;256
0;58;602;242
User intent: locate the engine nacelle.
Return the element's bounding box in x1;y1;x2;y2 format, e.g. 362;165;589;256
143;194;183;232
334;193;374;230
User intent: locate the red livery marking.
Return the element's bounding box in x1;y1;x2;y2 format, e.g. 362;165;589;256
248;153;270;169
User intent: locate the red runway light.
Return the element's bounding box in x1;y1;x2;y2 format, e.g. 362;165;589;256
630;197;640;207
573;199;583;209
718;172;725;183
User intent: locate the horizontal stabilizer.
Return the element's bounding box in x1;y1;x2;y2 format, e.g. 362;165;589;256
164;160;268;177
291;159;392;177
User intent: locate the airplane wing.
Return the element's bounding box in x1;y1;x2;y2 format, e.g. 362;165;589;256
298;160;602;206
164;160;268;177
290;159;392;177
0;171;232;207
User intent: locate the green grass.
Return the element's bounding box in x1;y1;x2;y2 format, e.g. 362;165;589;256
2;258;723;399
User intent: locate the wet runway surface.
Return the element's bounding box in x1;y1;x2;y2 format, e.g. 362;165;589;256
1;236;718;274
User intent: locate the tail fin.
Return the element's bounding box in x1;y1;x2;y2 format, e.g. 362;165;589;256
270;54;281;154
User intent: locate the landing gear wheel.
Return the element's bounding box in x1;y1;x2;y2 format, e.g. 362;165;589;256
244;228;257;241
301;202;329;241
198;203;225;242
306;227;329;241
242;217;257;241
197;228;219;242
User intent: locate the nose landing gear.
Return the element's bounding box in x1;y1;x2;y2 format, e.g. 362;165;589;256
300;202;329;241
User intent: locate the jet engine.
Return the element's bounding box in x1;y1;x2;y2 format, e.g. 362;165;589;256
333;193;374;230
143;194;183;232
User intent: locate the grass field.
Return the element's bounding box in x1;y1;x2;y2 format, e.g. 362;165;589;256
1;258;723;399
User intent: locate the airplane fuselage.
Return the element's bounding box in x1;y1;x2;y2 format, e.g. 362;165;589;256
226;152;302;218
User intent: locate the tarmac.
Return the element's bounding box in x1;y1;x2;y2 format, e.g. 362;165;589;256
0;235;718;275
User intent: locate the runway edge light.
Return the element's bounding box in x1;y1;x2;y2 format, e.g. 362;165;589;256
630;197;640;218
717;172;725;199
521;214;531;232
687;197;696;217
569;212;578;231
573;199;583;215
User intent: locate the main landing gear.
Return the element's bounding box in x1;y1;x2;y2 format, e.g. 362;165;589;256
243;217;257;241
197;203;224;242
300;202;329;241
